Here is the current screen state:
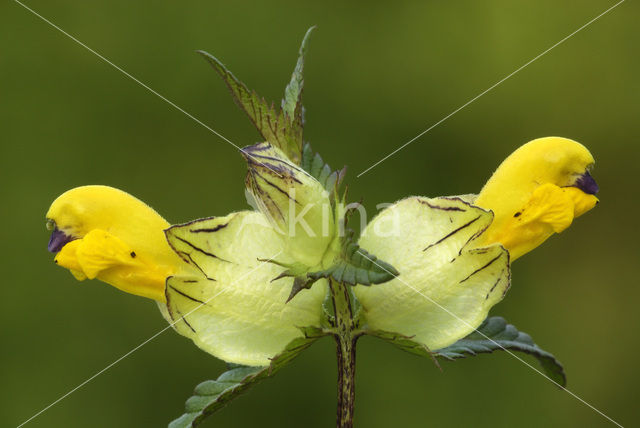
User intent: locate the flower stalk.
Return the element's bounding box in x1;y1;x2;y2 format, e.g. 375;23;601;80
329;279;361;428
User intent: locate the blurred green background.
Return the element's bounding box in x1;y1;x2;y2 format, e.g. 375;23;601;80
1;0;638;427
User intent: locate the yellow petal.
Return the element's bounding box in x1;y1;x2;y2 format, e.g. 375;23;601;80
563;186;599;218
474;137;598;260
55;240;84;273
480;183;577;261
47;185;185;301
69;269;88;281
55;229;173;302
74;230;137;279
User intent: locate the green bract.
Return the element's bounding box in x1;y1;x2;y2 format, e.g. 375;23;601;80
243;143;335;268
164;209;329;366
356;196;510;350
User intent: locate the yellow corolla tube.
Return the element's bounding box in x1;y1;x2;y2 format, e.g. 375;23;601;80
46;185;185;302
474;137;599;261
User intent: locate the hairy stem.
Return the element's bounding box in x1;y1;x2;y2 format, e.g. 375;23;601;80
330;280;359;428
335;332;357;428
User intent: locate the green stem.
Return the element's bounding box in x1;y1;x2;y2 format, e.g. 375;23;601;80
330;280;359;428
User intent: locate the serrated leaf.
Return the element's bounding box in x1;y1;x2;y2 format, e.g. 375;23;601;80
263;259;319;302
282;26;315;131
169;326;326;428
369;316;566;387
367;329;435;358
301;143;346;192
309;239;399;286
435;316;566;387
366;329;441;368
264;227;396;299
197;51;302;163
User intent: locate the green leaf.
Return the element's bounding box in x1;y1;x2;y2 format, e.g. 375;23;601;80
263;228;396;302
369;316;566;387
259;259;318;303
301;143;346;192
268;229;398;293
308;232;399;286
366;329;441;368
169;326;326;428
282;26;315;129
366;329;434;357
435;316;566;387
197;51;302;163
168;366;262;428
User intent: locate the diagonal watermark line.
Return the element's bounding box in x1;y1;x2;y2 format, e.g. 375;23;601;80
16;251;282;428
12;0;289;179
355;249;624;427
356;0;625;178
13;0;239;150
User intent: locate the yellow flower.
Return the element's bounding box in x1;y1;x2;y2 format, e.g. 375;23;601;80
46;177;328;366
474;137;599;260
354;136;599;351
46;186;184;302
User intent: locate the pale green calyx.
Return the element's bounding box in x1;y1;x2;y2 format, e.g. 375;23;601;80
243;142;335;268
164;211;327;366
355;196;510;350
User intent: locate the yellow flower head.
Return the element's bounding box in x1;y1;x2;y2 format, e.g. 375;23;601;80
354;136;599;351
46;183;327;366
474;137;599;261
46;185;184;302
